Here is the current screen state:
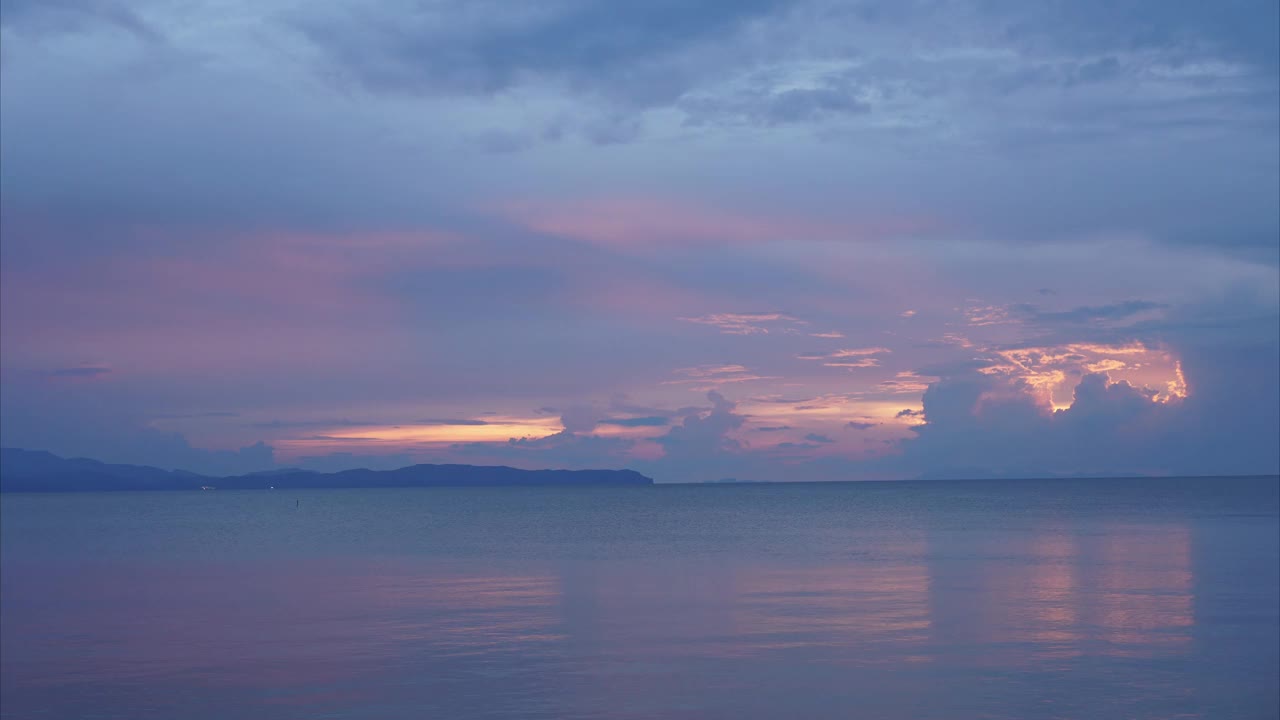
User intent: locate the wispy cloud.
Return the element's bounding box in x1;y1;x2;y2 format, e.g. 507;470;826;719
797;346;892;368
48;364;111;379
664;364;779;389
680;312;807;335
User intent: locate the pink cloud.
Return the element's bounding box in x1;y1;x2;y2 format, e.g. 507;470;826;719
0;229;448;374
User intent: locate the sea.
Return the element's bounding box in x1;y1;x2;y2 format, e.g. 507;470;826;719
2;477;1277;719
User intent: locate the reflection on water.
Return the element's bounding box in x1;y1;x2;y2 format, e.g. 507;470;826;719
932;524;1196;664
1094;525;1193;655
2;480;1276;719
729;540;932;660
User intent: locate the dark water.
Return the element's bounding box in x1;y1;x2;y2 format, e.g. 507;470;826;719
2;478;1277;720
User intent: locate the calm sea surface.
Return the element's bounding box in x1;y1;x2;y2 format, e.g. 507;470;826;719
2;477;1277;719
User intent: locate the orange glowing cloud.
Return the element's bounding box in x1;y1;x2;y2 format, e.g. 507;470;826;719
984;342;1186;409
277;416;564;453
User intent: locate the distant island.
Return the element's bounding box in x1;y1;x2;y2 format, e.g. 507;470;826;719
0;448;654;492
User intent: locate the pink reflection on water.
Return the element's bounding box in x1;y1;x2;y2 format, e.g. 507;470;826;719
1;557;563;700
1;521;1205;717
940;522;1196;665
727;541;932;661
1092;525;1194;656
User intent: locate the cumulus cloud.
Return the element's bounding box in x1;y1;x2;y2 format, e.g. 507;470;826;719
885;341;1279;479
656;391;746;460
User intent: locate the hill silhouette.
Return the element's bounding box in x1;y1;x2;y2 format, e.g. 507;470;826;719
0;448;654;492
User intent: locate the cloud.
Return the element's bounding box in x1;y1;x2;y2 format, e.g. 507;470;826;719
656;391;746;458
250;418;384;429
0;0;162;42
803;433;835;443
823;359;881;369
48;364;111;379
0;0;1275;483
680;312;807;335
1011;300;1169;326
797;346;892;369
681;73;872;127
664;364;779;389
292;0;784;107
845;421;877;430
597;416;670;427
885;340;1279;478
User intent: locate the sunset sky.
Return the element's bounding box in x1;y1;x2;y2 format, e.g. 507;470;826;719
2;0;1277;481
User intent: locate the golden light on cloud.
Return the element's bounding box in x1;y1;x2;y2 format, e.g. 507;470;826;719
1166;361;1188;400
983;342;1186;409
1085;359;1127;373
280;417;565;452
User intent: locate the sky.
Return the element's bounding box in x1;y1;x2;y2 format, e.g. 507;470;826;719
1;0;1277;482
